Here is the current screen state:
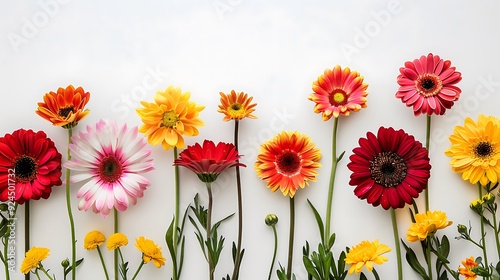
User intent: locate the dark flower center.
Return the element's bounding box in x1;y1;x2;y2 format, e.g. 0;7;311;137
162;110;178;128
474;141;493;158
329;90;348;106
59;106;74;118
15;155;38;182
231;103;242;111
276;151;301;176
370;151;407;187
416;74;443;97
98;156;123;183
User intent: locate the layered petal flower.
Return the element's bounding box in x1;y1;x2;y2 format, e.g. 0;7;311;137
345;239;391;274
134;236;166;268
458;256;478;280
65;119;154;217
218;90;257;121
20;247;50;274
348;127;431;209
406;210;452;242
395;53;462;116
84;230;106;250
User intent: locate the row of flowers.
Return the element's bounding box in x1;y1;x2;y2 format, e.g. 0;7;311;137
0;53;498;280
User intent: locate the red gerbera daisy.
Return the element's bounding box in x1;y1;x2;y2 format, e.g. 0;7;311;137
0;129;62;204
347;127;431;209
395;53;462;116
174;140;245;183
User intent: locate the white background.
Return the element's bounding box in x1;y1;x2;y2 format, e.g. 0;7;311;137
1;1;500;279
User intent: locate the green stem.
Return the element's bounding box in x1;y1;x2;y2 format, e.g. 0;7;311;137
286;197;295;280
267;225;278;280
97;247;110;280
66;127;77;280
424;115;431;212
40;266;55;280
3;203;18;280
426;238;433;280
478;184;489;278
25;201;30;280
390;208;403;280
491;204;500;260
130;260;144;280
114;209;118;280
34;270;41;280
206;183;214;280
118;249;126;280
172;147;180;280
231;119;243;280
325;117;339;240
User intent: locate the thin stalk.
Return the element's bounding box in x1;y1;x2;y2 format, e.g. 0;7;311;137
130;260;144;280
231;119;243;280
478;184;489;277
267;225;278;280
3;203;18;280
66;127;77;280
117;249;126;280
97;247;110;280
25;201;30;280
425;238;433;280
325;117;339;239
390;208;403;280
493;209;500;260
40;267;54;280
286;197;295;280
172;147;180;280
424;115;431;212
206;183;214;280
114;209;118;280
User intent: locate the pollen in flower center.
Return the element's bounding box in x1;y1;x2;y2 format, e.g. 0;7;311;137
276;151;301;176
58;106;74;118
14;155;38;182
228;103;244;118
416;74;443;97
474;141;493;158
370;151;407;187
329;90;347;106
162;110;179;128
98;156;123;183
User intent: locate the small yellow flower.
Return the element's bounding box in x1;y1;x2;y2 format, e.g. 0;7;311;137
458;256;478;280
20;247;50;274
107;233;129;250
482;193;495;204
407;211;452;242
84;230;106;250
134;236;166;268
344;239;391;274
217;90;257;121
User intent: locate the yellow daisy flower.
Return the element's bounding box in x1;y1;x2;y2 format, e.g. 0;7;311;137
83;230;106;250
20;247;50;274
107;233;129;250
134;236;166;268
407;210;452;242
217;90;257;121
345;239;391;274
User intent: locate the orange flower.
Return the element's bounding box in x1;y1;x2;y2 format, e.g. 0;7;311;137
217;90;257;121
255;131;321;198
458;256;478;280
36;85;90;128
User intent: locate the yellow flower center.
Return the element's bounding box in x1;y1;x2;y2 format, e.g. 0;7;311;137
162;110;179;128
329;90;348;106
228;103;245;118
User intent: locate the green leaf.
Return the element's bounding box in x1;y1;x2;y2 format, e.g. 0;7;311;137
64;258;84;276
307;199;325;244
402;241;430;280
165;216;176;260
360;272;368;280
337;151;346;163
303;255;320;279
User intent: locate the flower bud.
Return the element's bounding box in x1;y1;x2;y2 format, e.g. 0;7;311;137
61;258;70;268
470;199;483;212
457;224;468;236
482;193;495;204
265;214;278;226
0;203;8;212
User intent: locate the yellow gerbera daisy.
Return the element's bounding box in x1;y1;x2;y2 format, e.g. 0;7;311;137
407;210;452;242
134;236;166;268
20;247;50;274
83;230;106;250
344;239;391;274
217;90;257;121
136;85;205;150
445;114;500;185
107;233;129;250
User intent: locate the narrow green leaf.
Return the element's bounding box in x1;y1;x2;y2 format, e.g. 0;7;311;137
307;199;325;244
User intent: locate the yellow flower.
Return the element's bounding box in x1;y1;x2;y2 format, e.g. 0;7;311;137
458;256;478;280
344;239;391;274
20;247;50;274
445;114;500;185
134;236;166;268
217;90;257;121
107;233;129;250
407;211;452;242
84;230;106;250
136;85;205;150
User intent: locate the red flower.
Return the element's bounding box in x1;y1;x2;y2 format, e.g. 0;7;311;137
0;129;62;204
174;140;245;183
347;127;431;209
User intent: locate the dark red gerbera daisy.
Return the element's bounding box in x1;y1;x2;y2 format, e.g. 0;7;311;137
347;127;431;209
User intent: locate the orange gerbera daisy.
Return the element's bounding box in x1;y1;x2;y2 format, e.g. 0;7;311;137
458;256;478;280
217;90;257;121
136;86;205;150
36;85;90;128
308;65;368;121
255;131;321;198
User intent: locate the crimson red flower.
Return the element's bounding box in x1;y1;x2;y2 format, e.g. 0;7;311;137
395;53;462;116
0;129;62;204
347;127;431;209
174;140;245;183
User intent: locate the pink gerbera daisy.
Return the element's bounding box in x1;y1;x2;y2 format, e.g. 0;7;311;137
65;119;154;217
395;53;462;116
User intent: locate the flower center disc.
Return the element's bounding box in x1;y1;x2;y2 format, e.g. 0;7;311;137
474;141;493;158
370;151;407;187
98;156;123;183
416;74;443;97
58;106;74;118
162;110;179;128
329;90;347;106
229;103;244;118
276;151;301;176
14;155;38;182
